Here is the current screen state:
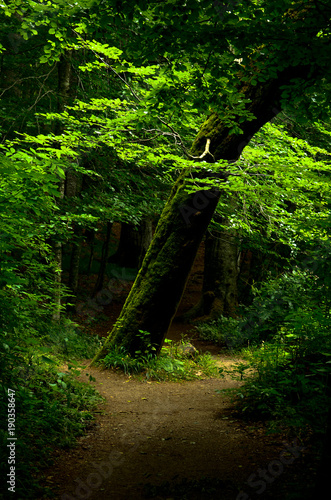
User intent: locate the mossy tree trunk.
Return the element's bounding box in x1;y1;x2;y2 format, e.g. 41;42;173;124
92;173;221;360
91;67;310;363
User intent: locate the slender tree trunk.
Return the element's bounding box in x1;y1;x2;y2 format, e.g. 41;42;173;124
65;171;82;301
85;229;95;275
205;227;239;317
111;220;153;269
52;51;72;320
54;51;73;134
237;248;254;305
184;221;239;320
52;240;63;321
91;66;311;363
68;235;82;294
52;179;65;321
137;219;153;268
93;222;112;295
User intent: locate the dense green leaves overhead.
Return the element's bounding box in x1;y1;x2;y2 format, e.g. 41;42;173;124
1;0;330;324
1;0;331;136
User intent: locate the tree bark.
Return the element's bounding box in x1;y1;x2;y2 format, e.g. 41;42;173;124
237;248;255;305
52;51;72;320
91;66;312;363
85;229;95;275
52;239;63;321
68;235;82;295
93;222;113;295
52;179;65;321
54;51;72;134
205;228;239;317
184;221;239;320
66;170;82;299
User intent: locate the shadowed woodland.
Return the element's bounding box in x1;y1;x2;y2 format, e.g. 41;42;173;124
1;1;331;499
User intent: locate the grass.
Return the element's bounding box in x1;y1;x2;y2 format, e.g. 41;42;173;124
102;338;224;381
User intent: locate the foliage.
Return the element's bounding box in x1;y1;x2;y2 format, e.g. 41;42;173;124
102;337;221;381
240;251;331;344
223;342;331;435
195;316;244;349
219;249;331;433
209;120;331;242
0;151;63;318
0;320;104;499
45;319;104;359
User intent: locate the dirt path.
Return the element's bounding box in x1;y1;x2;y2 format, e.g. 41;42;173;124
45;237;311;499
42;359;308;500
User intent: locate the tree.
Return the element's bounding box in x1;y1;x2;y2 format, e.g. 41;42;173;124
90;77;317;360
91;0;331;361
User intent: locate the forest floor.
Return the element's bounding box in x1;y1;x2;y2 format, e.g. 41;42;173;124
43;355;314;500
42;231;316;500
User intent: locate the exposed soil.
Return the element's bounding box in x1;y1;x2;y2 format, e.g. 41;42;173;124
43;361;312;500
41;230;315;500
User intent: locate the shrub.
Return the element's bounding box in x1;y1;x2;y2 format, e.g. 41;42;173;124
239;266;330;345
0;324;103;499
195;316;246;348
45;319;104;359
218;257;331;434
222;342;331;434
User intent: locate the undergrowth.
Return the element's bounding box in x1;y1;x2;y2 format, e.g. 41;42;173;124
216;267;331;436
102;337;222;381
45;318;103;359
0;319;104;500
195;316;244;348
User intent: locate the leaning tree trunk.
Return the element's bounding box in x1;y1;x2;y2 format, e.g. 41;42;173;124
91;66;311;363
